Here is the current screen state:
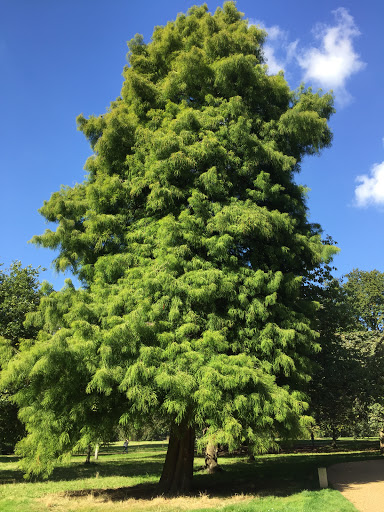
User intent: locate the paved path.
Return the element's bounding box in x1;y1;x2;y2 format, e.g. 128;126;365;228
328;459;384;512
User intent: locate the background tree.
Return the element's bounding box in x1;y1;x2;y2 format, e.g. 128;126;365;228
1;2;336;491
307;268;384;448
0;261;42;355
302;253;364;445
0;262;42;453
344;269;384;331
342;269;384;449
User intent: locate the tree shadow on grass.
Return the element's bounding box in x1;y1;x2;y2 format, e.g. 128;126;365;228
0;467;22;484
1;447;382;501
0;456;19;463
63;451;384;503
36;458;165;484
280;438;379;454
0;457;166;485
62;479;300;503
62;468;311;502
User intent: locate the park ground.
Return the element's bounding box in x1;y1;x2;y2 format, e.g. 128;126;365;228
0;438;382;512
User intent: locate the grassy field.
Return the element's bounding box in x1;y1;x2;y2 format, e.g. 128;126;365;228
0;438;381;512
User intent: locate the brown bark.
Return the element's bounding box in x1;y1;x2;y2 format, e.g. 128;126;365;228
379;429;384;454
159;422;195;493
204;442;221;473
85;444;91;464
247;445;255;462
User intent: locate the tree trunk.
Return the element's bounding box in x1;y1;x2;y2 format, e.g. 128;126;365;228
310;431;315;449
94;444;99;460
379;429;384;454
158;422;195;493
331;429;338;449
247;445;255;462
205;442;221;473
85;444;91;464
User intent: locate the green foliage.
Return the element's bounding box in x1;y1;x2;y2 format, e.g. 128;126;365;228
309;268;384;440
303;254;364;439
0;261;42;355
0;262;43;453
342;270;384;438
2;2;336;480
344;269;384;331
341;329;384;437
0;393;24;454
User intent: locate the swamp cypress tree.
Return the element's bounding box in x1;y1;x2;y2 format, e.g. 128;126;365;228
1;2;336;491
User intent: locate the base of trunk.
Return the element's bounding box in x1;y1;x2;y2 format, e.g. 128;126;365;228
379;430;384;454
204;443;222;474
159;423;195;493
85;445;91;464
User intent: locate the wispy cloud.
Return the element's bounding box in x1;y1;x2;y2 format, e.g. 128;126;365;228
298;8;365;103
250;20;298;75
355;162;384;207
252;8;365;105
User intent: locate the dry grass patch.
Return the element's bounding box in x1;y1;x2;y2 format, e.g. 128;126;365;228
39;492;255;511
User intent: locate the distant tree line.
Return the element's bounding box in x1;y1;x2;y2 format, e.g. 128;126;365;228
307;263;384;449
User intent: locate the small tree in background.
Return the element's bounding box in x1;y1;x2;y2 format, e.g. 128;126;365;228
0;262;42;453
303;254;364;446
1;2;336;491
342;270;384;450
344;269;384;332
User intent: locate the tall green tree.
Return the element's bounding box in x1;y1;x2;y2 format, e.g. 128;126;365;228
1;3;336;490
0;262;42;453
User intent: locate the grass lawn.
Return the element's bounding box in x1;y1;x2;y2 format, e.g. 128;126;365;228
0;438;381;512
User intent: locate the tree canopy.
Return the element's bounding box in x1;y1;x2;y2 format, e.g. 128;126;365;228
1;2;336;491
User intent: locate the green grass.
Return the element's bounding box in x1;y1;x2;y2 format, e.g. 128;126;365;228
0;438;380;512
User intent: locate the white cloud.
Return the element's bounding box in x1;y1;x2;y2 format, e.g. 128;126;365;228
252;9;365;105
263;45;285;75
355;162;384;207
265;24;284;41
249;19;298;75
298;8;365;100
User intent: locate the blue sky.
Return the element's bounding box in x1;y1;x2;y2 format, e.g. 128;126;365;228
1;0;383;289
